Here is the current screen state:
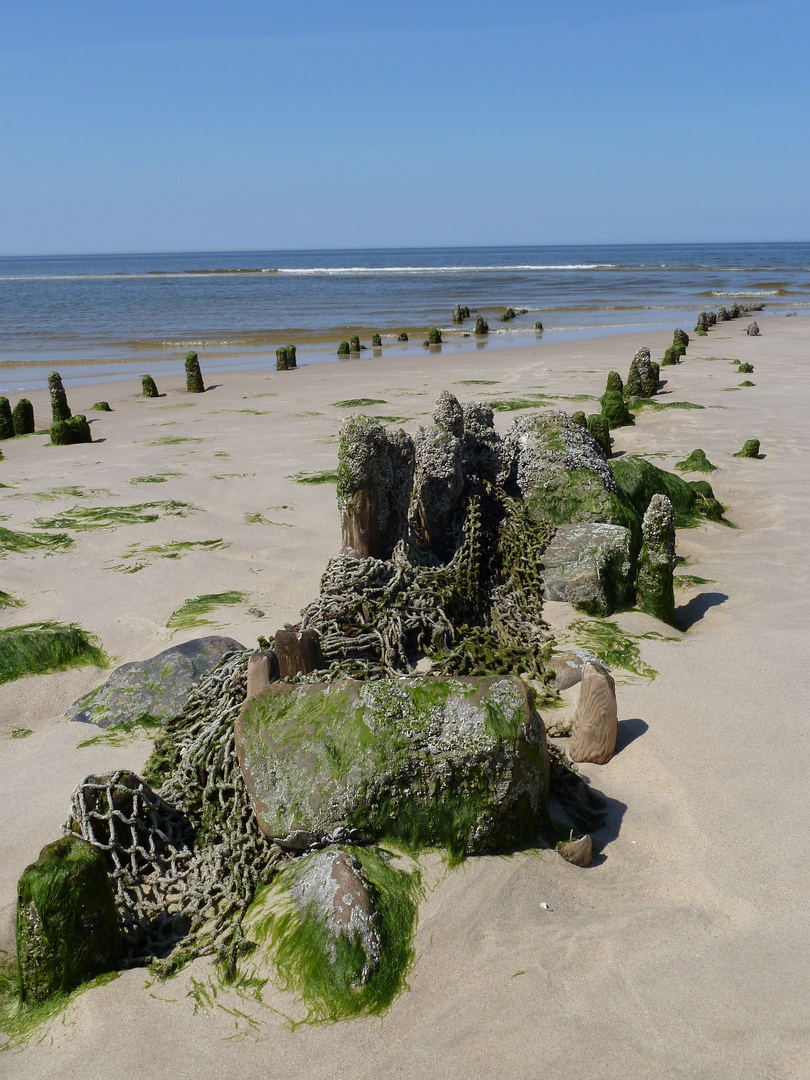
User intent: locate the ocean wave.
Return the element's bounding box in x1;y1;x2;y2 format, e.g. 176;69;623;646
709;289;786;297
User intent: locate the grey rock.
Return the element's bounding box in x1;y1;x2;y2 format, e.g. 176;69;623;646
636;495;677;625
625;346;658;398
235;675;549;855
286;846;381;985
542;522;633;616
65;636;245;728
746;321;760;336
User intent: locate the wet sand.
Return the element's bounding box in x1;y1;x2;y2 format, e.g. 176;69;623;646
1;316;808;1079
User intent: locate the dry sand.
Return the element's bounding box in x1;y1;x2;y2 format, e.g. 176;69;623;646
1;318;809;1079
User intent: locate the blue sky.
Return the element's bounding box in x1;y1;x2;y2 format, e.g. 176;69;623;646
1;0;808;253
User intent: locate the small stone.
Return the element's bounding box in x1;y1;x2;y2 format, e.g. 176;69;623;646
557;834;593;867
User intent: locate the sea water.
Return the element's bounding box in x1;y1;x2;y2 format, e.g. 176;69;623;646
1;242;808;392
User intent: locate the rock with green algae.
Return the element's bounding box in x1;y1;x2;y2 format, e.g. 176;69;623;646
673;328;690;348
662;342;686;366
541;521;633;616
397;332;409;342
141;375;159;398
337;341;351;356
675;448;717;473
337;415;415;559
473;316;489;336
0;397;13;440
746;321;759;336
453;305;470;323
12;398;35;435
91;401;112;412
48;371;71;423
605;370;624;395
349;336;363;353
737;362;754;374
16;835;122;1003
63;635;245;728
636;494;677;625
586;413;611;457
426;327;442;345
371;333;383;347
570;410;587;428
184;351;205;393
600;388;632;429
50;415;92;446
734;439;761;459
276;345;297;371
610;454;724;529
500;307;516;322
624;346;658;399
234;675;550;856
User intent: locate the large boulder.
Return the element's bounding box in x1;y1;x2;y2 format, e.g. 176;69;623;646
541;522;633;616
16;835;122;1002
64;636;245;728
235;675;550;857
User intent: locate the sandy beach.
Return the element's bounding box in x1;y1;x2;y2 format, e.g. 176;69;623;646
2;316;809;1079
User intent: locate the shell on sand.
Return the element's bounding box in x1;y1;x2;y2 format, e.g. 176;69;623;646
557;834;593;867
569;661;618;765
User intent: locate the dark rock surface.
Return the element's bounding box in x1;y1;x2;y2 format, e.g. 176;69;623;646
65;635;245;728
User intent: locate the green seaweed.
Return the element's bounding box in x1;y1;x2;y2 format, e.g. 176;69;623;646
454;379;499;386
370;415;408;425
32;501;197;531
488;396;554;412
626;398;705;413
147;436;204;446
108;538;230;572
287;471;339;485
563;619;680;681
77;713;162;748
167;591;247;630
243;511;294;526
0;622;107;684
242;846;422;1024
129;473;183;484
0;590;24;609
7;485;113;502
8;727;33;739
331;399;387;408
675;574;715;589
0;526;74;556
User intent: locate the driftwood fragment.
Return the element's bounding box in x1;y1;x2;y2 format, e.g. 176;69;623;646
246;650;277;700
274;629;323;679
569;661;618;765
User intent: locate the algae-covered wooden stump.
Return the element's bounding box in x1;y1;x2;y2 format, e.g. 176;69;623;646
274;628;323;678
625;346;658;398
0;397;13;440
371;333;383;347
48;371;71;423
636;494;677;625
12;398;35;435
185;351;205;393
473;316;489;336
734;438;761;459
397;332;409;342
50;415;92;445
16;835;122;1003
276;345;297;371
142;375;159;397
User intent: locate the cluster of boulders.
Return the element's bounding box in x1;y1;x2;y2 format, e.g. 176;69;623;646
695;301;763;333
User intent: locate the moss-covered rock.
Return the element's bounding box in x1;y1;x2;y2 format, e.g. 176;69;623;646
16;835;122;1003
600;389;632;428
426;327;442;345
48;371;71;423
0;397;14;440
500;307;516;322
586;413;611;457
276;345;297;371
50;415;92;446
349;336;362;353
673;329;690;348
12;398;35;436
610;454;723;529
338;341;351;356
624;347;658;398
235;675;550;858
570;410;587;428
542;522;634;616
535;321;543;331
371;333;382;347
737;361;754;374
745;321;759;336
695;312;711;332
91;401;112;412
141;375;159;398
635;495;676;625
185;351;205;393
397;332;409;342
734;439;761;459
453;305;470;323
473;316;489;336
675;449;717;473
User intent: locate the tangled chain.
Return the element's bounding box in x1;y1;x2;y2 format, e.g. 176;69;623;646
65;651;286;973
